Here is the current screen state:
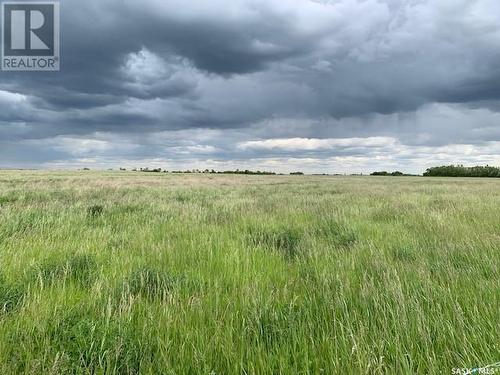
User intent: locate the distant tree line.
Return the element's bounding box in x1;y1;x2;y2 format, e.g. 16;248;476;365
80;168;307;175
370;171;417;176
139;168;163;173
172;169;278;175
219;170;277;175
423;165;500;177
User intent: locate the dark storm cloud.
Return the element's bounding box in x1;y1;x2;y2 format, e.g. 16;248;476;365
1;0;500;171
3;0;500;112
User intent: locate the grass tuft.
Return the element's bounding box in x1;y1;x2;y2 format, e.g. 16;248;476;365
390;245;417;263
28;254;98;288
315;219;358;248
248;227;302;259
0;274;24;314
87;204;104;218
118;267;177;300
0;196;17;206
3;306;157;374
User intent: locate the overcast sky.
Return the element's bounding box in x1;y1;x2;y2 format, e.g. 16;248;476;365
1;0;500;173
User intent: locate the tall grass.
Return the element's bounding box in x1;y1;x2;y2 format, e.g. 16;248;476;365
0;171;498;374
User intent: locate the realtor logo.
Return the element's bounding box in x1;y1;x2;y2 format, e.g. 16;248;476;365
1;1;59;71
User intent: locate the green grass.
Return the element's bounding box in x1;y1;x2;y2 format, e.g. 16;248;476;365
0;171;498;374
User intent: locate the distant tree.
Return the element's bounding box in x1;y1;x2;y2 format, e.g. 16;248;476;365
166;169;276;175
424;165;500;178
371;171;415;176
140;168;162;173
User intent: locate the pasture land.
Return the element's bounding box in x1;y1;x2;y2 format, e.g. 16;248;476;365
0;171;498;374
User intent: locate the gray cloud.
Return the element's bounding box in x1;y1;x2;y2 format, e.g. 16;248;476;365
1;0;500;172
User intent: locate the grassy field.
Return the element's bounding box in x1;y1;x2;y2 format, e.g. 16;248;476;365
0;171;498;374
